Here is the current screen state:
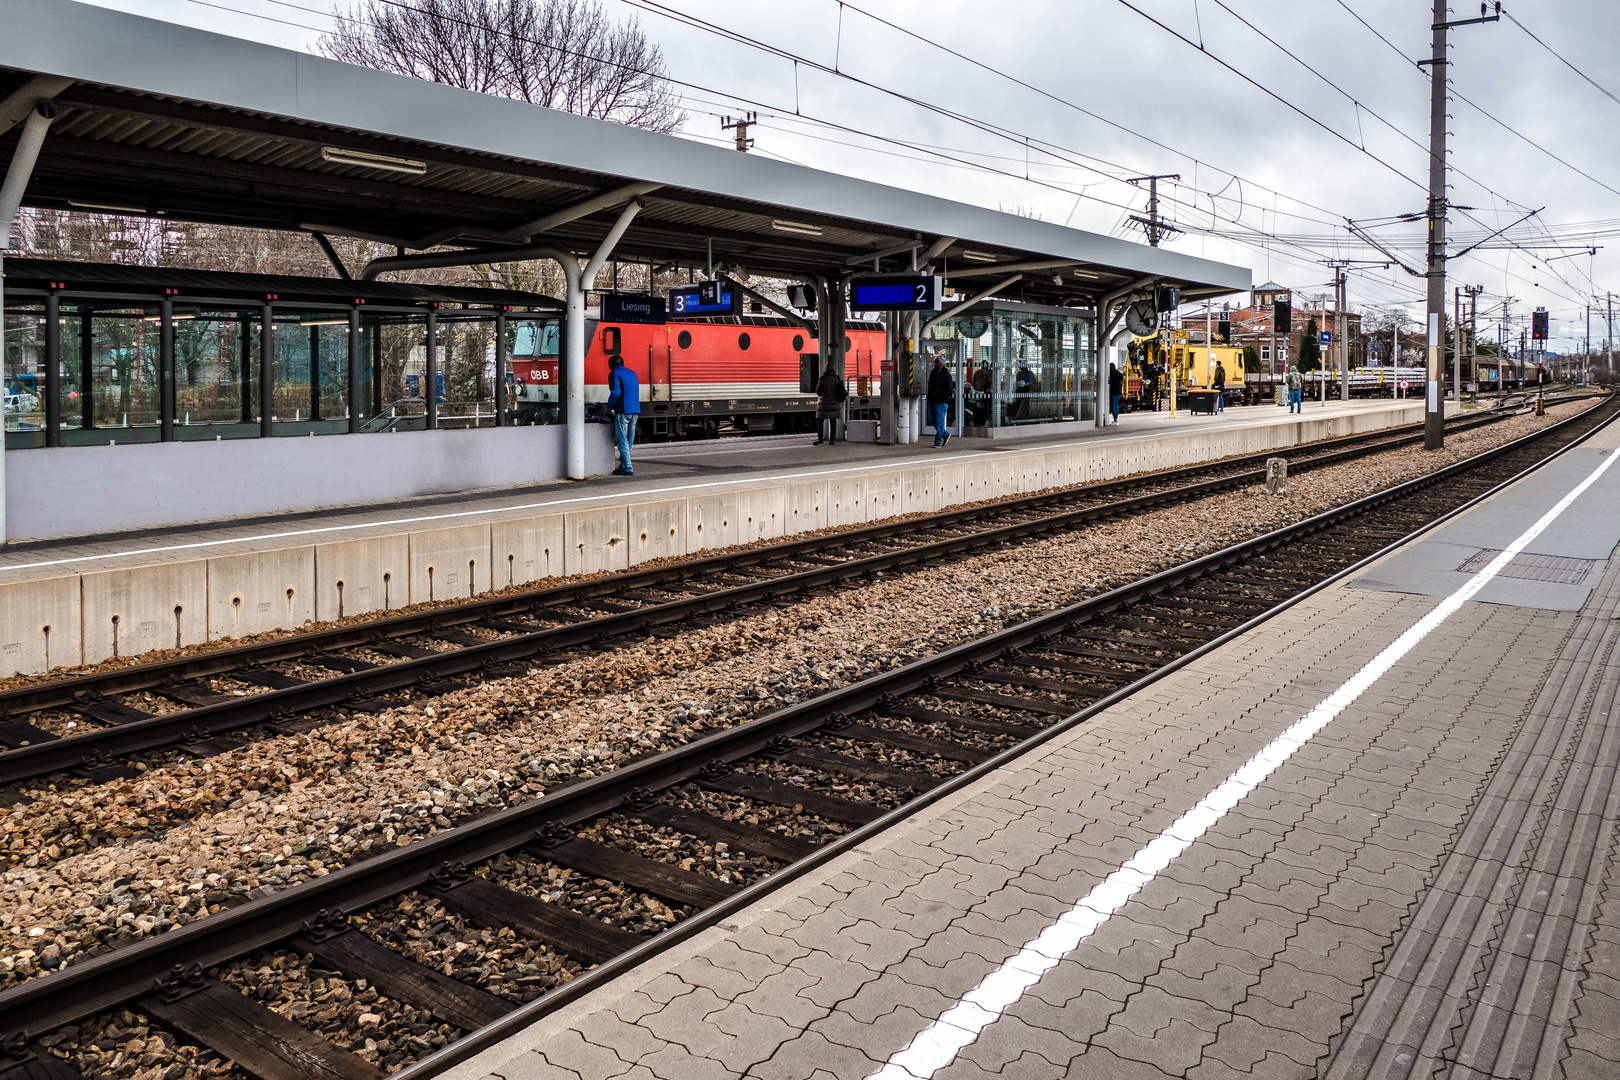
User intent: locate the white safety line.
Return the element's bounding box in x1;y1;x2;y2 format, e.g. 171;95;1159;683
0;400;1397;575
869;446;1620;1080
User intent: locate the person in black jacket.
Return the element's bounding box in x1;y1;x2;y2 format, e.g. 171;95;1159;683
927;354;955;446
814;364;847;444
1108;362;1124;423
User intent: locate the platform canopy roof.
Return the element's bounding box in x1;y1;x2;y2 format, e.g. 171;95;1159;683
0;0;1249;308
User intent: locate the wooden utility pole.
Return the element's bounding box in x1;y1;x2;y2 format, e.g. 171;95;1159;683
1126;174;1182;247
721;113;757;152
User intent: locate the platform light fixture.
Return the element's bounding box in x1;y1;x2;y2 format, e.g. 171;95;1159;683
142;313;196;322
320;146;428;175
70;200;149;214
770;219;823;236
960;250;999;263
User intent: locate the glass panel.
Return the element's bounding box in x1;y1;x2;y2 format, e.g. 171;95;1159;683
90;307;161;436
926;307;1093;429
379;318;418;406
441;317;497;427
3;302;45;446
174;311;250;428
264;316;352;431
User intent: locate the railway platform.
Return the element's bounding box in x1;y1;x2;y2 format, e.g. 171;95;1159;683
437;406;1620;1079
0;397;1429;677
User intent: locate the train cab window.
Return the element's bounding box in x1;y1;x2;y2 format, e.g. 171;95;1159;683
512;319;560;360
738;332;751;351
677;330;692;349
843;336;852;353
792;334;805;352
601;326;621;355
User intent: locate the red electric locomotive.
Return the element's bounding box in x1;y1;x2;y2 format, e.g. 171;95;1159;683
508;313;888;438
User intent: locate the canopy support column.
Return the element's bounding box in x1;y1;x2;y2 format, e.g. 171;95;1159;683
494;311;508;427
425;309;438;430
259;303;274;438
44;291;61;446
0;103;58;543
159;297;175;441
347;306;361;433
1095;276;1158;428
567;199;643;479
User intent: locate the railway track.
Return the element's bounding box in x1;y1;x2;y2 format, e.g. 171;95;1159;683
0;400;1583;796
0;394;1612;1080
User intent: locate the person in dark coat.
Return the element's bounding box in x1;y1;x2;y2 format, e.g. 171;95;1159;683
1014;364;1036;420
814;364;847;444
1108;362;1124;423
969;360;993;425
927;354;955;446
1213;360;1226;414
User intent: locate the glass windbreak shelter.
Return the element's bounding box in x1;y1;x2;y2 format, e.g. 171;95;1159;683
923;299;1096;435
2;260;560;449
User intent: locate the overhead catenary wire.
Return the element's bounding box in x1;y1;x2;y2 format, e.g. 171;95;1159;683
1331;0;1620;203
195;0;1346;281
1108;0;1424;193
178;0;1601;333
1165;0;1605;312
1502;7;1620;111
192;0;1496;283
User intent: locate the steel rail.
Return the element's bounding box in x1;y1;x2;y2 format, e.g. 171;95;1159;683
0;403;1550;788
1;394;1610;1045
0;402;1553;718
398;391;1620;1080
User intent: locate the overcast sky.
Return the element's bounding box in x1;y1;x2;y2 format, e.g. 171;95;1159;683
77;0;1620;352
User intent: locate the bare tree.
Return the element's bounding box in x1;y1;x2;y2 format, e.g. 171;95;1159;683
321;0;685;134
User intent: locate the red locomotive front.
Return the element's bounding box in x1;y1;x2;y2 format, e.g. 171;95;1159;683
506;313;885;437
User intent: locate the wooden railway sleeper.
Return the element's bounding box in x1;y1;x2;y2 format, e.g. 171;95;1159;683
6;399;1613;1080
0;404;1543;727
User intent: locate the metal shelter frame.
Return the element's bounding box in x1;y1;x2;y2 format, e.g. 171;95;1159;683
0;0;1247;541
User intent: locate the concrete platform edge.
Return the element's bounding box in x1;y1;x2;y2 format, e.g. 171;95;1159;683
0;403;1423;675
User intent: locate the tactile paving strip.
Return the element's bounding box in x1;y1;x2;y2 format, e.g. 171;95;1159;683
1456;549;1600;584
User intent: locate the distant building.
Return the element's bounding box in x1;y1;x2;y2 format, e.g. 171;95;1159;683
1215;282;1364;377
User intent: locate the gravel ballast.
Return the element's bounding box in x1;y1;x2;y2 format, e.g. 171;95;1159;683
0;402;1594;1075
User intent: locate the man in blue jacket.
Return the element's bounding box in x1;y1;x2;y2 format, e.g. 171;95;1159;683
606;356;640;476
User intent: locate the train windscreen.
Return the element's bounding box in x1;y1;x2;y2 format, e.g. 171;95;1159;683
513;320;560;360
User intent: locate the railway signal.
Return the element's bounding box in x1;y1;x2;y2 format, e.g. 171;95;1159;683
1274;298;1292;334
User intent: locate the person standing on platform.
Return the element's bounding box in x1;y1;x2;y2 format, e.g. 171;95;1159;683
928;353;955;446
606;355;640;475
814;362;847;445
1108;361;1124;424
1286;364;1304;413
1213;361;1226;414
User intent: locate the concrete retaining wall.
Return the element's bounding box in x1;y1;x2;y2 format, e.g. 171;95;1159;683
3;423;619;541
0;404;1427;675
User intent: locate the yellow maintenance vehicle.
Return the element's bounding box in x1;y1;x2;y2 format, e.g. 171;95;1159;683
1124;329;1246;410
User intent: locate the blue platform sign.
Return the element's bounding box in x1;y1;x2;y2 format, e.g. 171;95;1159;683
669;280;736;317
848;275;942;312
602;292;666;324
1319;331;1332;345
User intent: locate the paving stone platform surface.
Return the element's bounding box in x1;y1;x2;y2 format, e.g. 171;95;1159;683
442;422;1620;1080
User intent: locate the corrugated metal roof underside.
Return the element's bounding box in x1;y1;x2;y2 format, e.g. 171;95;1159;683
0;4;1249;309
